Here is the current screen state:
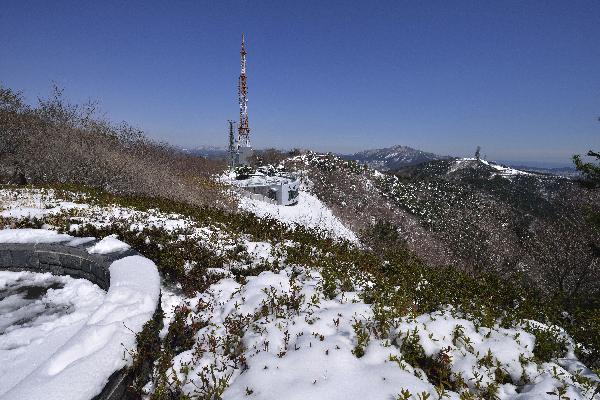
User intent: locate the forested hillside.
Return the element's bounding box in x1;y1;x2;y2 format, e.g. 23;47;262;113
284;153;600;300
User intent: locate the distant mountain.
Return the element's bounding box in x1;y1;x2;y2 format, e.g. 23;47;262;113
182;146;228;160
343;145;452;171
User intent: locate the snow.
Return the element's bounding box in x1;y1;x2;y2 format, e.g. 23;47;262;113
452;158;533;177
87;234;131;254
2;188;598;400
0;228;74;244
223;342;435;400
394;311;536;389
0;229;129;253
163;269;441;399
244;240;274;262
0;201;88;219
486;161;533;176
0;271;106;397
218;271;439;400
239;191;358;243
0;188;194;235
158;283;186;339
157;267;599;400
0;229;161;400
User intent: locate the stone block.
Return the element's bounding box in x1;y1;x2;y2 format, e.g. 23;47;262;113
38;251;61;266
0;250;12;267
62;266;86;280
11;250;32;268
60;253;80;270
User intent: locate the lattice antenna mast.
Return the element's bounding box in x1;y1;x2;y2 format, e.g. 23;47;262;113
238;33;250;148
228;120;236;169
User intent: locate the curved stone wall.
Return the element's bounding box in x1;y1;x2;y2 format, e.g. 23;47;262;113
0;242;135;290
0;235;161;400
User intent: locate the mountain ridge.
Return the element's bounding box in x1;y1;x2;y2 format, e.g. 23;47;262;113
342;144;452;170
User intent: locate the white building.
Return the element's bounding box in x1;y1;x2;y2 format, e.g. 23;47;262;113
234;173;300;206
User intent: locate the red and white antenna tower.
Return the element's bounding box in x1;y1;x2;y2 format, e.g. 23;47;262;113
238;33;250;147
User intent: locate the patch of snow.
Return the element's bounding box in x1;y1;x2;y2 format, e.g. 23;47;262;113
451;158;533;177
489;163;533;176
65;237;96;247
158;284;187;339
0;271;106;397
1;231;160;400
87;234;131;254
0;229;103;248
0;202;88;219
166;269;443;399
239;191;358;243
157;268;598;400
0;228;74;244
244;241;274;262
0;189;195;235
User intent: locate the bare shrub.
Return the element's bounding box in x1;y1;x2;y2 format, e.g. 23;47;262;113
0;84;233;209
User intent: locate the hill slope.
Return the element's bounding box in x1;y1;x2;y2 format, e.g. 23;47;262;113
283;154;600;300
0;85;230;209
2;186;599;399
2;84;599;398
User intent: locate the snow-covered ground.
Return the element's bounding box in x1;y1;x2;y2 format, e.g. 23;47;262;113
0;188;234;253
0;271;106;397
1;187;598;400
0;228;77;244
0;189;194;233
239;191;358;243
451;158;533;177
152;268;600;400
0;226;160;400
220;169;358;243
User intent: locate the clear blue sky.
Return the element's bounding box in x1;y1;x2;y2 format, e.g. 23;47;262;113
1;0;599;165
